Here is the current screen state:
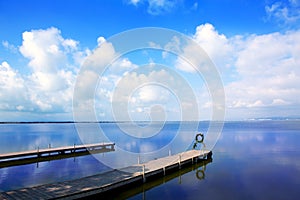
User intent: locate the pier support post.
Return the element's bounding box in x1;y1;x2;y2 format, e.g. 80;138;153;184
207;151;213;159
179;155;181;169
142;165;146;183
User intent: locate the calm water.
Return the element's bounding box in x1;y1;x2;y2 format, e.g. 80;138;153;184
0;121;300;199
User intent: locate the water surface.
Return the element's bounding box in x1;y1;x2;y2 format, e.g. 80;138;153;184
0;121;299;199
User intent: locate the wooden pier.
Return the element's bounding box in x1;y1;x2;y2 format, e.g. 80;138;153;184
0;149;212;200
0;143;115;168
102;158;212;199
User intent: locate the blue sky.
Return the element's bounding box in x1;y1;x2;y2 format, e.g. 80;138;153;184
0;0;300;121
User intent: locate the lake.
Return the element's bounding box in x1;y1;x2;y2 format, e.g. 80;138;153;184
0;121;300;199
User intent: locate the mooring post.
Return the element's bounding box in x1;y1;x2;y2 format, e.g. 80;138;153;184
143;164;146;183
37;146;39;157
48;143;51;156
179;154;181;169
73;143;75;153
138;155;140;164
207;151;213;159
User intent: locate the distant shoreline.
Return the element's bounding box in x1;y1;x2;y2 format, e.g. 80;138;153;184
0;121;116;124
0;118;299;124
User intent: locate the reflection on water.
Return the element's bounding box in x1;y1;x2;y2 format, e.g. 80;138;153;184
96;158;212;200
126;121;300;200
0;121;300;200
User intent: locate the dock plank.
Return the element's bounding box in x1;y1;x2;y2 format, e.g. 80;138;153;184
0;143;115;160
0;149;211;200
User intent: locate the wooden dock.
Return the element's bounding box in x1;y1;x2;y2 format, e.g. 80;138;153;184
101;158;212;199
0;143;115;168
0;149;212;200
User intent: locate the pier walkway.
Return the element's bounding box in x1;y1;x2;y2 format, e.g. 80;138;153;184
0;149;211;199
0;143;115;168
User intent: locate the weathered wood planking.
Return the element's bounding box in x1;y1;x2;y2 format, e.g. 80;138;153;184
0;149;212;200
0;143;115;160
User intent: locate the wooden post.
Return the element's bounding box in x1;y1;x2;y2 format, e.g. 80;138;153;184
48;144;51;156
142;165;146;183
179;155;181;169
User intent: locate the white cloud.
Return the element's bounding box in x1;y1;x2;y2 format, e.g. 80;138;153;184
137;85;170;102
223;30;300;118
272;98;289;106
74;39;119;104
193;23;234;69
19;28;80;112
109;66;199;121
174;24;235;76
97;36;106;46
83;41;117;71
175;23;300;119
0;27;86;117
0;61;28;111
147;0;177;15
265;1;300;26
127;0;180;15
2;41;17;53
175;57;196;73
62;39;78;52
109;57;138;74
229;30;300;106
162;36;181;58
129;0;141;6
2;24;300;121
20;27;76;73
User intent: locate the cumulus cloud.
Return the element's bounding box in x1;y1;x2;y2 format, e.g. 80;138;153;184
226;30;300;112
109;65;199;121
174;23;235;76
1;24;300;121
193;23;234;68
175;23;300;119
19;27;78;72
0;62;28;112
0;27;85;118
18;28;81;112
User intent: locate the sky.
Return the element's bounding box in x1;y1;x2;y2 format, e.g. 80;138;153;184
0;0;300;121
